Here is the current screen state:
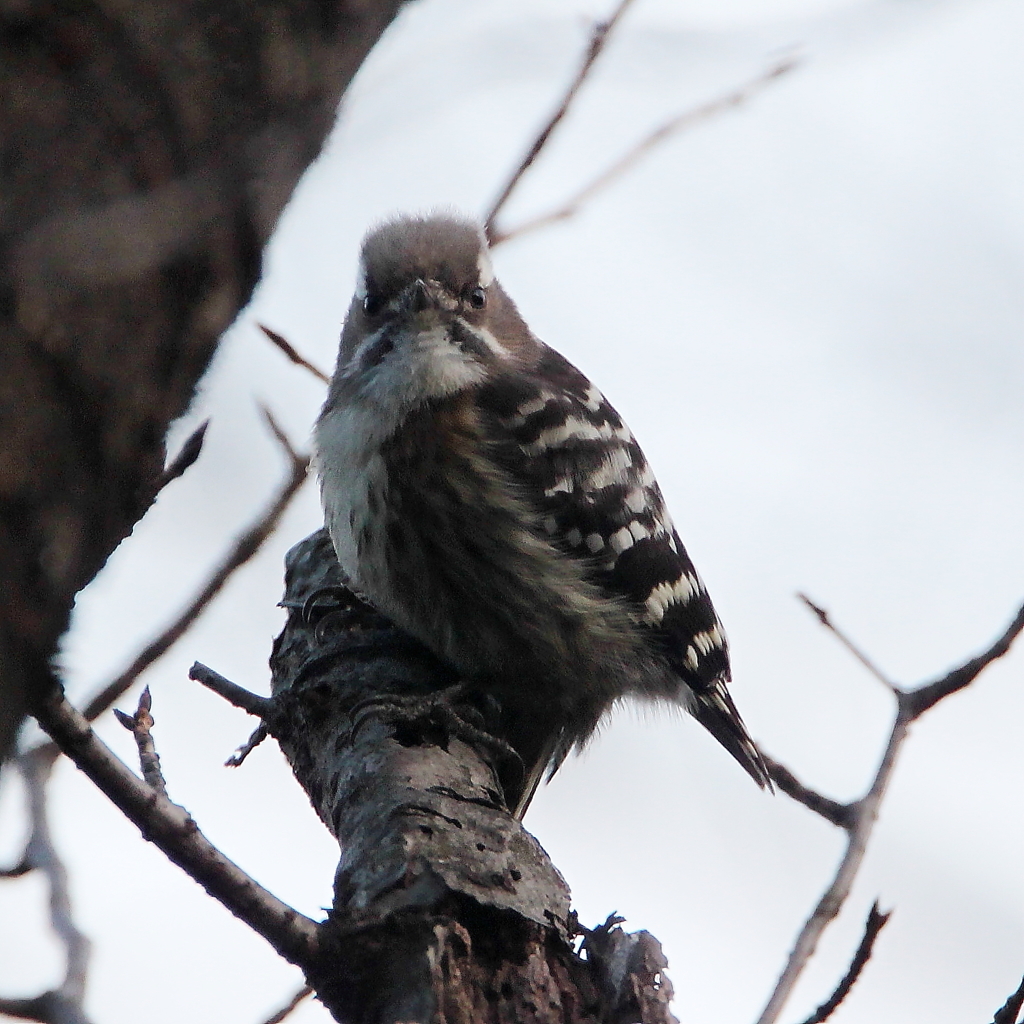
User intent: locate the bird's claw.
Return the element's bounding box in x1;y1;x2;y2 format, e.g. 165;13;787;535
301;585;356;624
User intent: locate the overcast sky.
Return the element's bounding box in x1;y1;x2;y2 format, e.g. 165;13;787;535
2;1;1022;1022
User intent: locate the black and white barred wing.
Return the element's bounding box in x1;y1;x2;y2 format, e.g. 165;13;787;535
479;345;770;788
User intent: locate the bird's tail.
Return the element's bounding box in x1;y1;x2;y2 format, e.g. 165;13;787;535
511;729;570;819
691;680;773;790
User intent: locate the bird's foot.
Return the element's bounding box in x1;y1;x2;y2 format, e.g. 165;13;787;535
298;585;390;642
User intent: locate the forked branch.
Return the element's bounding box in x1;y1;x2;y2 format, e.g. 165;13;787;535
484;0;638;243
757;598;1024;1024
796;902;891;1024
488;56;799;247
32;684;319;967
0;747;92;1024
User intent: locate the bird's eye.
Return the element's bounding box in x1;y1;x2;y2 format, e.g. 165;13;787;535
362;294;382;316
468;286;487;310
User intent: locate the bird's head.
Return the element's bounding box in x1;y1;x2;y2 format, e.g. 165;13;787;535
328;213;536;408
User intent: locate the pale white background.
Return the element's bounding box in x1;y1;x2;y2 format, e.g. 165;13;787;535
2;1;1023;1022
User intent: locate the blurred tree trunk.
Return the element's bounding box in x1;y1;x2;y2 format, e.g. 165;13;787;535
0;0;405;765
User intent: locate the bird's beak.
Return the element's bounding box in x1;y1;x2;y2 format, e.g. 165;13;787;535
400;278;453;318
408;278;432;313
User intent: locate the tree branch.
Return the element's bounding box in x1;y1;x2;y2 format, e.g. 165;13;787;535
797;593;899;695
75;414;308;726
489;56;799;248
483;0;638;244
0;746;93;1024
152;421;209;495
993;973;1024;1024
756;598;1024;1024
258;985;314;1024
0;0;408;769
259;324;331;384
762;755;855;830
31;685;320;967
756;714;906;1024
189;663;273;718
796;902;891;1024
0;992;91;1024
113;686;168;797
902;602;1024;718
257;529;677;1023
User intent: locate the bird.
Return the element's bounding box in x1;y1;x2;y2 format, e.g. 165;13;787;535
314;212;769;817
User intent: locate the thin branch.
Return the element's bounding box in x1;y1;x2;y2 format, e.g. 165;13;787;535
0;747;94;1024
189;662;273;718
153;420;209;494
24;751;91;1013
114;686;167;796
798;593;899;694
490;56;799;247
0;858;33;879
0;991;90;1024
756;715;905;1024
75;416;308;724
761;755;854;830
796;902;891;1024
902;601;1024;718
259;985;314;1024
258;405;305;465
483;0;638;243
225;723;270;767
756;599;1024;1024
32;685;320;966
993;973;1024;1024
188;663;272;766
259;324;330;384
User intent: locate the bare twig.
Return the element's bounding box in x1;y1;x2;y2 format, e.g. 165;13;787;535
259;324;330;384
490;56;799;247
757;716;904;1024
75;414;308;725
226;723;270;767
188;663;273;766
153;420;209;494
993;973;1024;1024
761;755;854;830
0;747;92;1024
114;686;167;796
483;0;638;243
796;902;891;1024
189;662;273;718
0;858;33;879
798;593;899;694
756;599;1024;1024
0;991;91;1024
258;406;304;466
32;684;320;966
903;601;1024;718
259;985;314;1024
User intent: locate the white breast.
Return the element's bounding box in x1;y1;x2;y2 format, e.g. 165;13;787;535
313;400;391;592
314;321;490;601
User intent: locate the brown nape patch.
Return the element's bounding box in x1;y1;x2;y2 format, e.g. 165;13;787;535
487;283;538;364
361;214;485;300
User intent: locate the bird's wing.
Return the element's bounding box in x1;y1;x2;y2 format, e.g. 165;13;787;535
478;345;770;789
